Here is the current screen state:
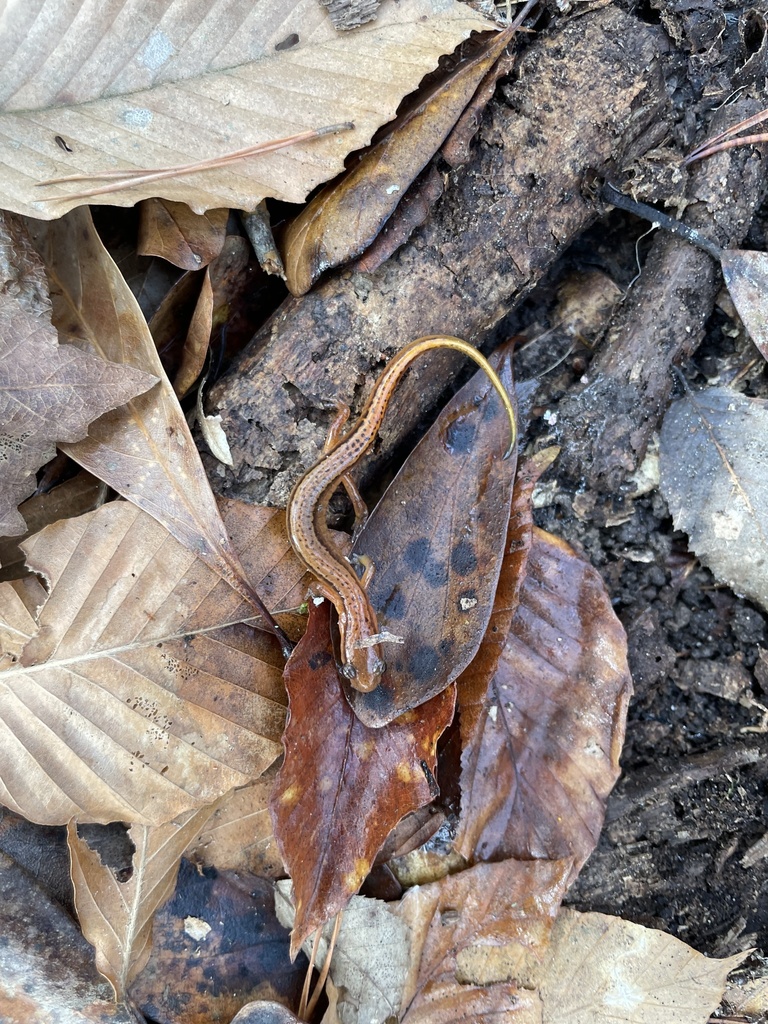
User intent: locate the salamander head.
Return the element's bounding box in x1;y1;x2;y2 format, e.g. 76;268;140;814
341;646;386;693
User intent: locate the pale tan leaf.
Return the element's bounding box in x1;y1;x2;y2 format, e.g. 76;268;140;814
68;805;215;999
0;576;45;667
659;384;768;612
275;882;411;1024
536;910;748;1024
0;0;492;219
27;206;278;633
0;499;304;826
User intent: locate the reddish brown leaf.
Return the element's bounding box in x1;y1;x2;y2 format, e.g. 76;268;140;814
129;863;306;1023
346;346;518;728
138;200;228;271
397;858;570;1023
271;598;455;957
456;529;633;874
282;28;515;295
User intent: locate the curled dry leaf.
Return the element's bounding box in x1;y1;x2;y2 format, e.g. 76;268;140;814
0;850;138;1023
67;807;216;1000
175;269;214;399
130;865;306;1022
28;207;280;636
659;384;768;613
456;528;633;876
138;200;228;271
535;910;748;1024
0;212;157;536
396;858;571;1023
0;0;491;217
346;346;519;728
282;26;516;295
271;598;455;957
276;883;411;1024
0;498;305;826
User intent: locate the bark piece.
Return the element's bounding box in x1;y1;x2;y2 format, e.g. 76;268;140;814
210;6;668;508
555;98;768;496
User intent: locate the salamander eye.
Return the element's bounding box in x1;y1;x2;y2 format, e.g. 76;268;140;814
342;663;358;680
374;658;386;676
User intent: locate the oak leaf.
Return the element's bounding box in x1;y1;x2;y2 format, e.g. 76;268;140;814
0;0;491;218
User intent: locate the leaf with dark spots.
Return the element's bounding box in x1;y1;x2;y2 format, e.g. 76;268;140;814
345;345;518;728
456;527;633;875
128;861;307;1022
270;598;455;958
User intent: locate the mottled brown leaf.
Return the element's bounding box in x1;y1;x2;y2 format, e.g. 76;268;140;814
271;598;455;956
174;268;213;399
0;498;305;825
283;28;515;296
130;864;306;1023
0;850;137;1023
659;383;768;613
138;200;228;271
346;347;518;728
68;807;215;999
0;213;157;536
28;207;280;633
1;0;490;218
456;529;632;875
396;858;570;1023
720;248;768;359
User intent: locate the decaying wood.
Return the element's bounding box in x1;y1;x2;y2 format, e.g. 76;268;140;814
209;6;668;507
555;98;768;499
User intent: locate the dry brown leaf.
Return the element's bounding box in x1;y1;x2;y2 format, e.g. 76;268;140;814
68;806;216;999
187;767;285;878
0;473;104;581
396;858;571;1023
276;884;411;1024
0;576;46;668
535;910;748;1024
456;528;633;874
174;268;213;398
659;383;768;612
0;212;157;536
282;27;516;295
0;0;491;218
0;498;306;826
0;849;138;1023
720;249;768;359
28;207;283;640
138;200;228;271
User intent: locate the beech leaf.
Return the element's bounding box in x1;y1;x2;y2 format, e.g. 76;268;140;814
659;384;768;612
28;207;276;629
137;200;228;271
0;499;306;826
0;212;157;536
456;528;633;876
0;0;491;218
536;910;747;1024
67;807;216;999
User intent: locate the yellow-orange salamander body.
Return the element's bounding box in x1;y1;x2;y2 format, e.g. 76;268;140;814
287;335;517;692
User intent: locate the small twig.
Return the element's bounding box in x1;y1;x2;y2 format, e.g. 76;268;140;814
685;106;768;164
305;911;343;1019
601;182;723;262
298;928;323;1020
